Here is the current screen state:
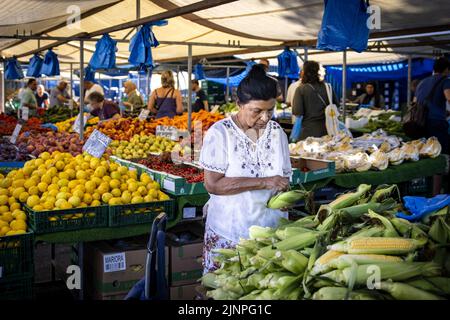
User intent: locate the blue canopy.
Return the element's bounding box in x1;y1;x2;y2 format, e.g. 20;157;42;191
40;50;60;76
129;20;168;70
89;34;117;70
4;57;24;80
206;61;256;87
84;65;96;82
317;0;370;52
194;64;205;80
26;54;43;78
277;48;300;79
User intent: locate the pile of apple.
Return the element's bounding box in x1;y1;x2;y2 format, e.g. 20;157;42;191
17;131;84;157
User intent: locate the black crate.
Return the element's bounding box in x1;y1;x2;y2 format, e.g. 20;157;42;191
108;200;175;227
0;276;33;300
0;232;34;283
24;204;109;234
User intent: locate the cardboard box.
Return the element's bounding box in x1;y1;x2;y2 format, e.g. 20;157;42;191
170;284;199;300
290;157;335;185
84;236;169;300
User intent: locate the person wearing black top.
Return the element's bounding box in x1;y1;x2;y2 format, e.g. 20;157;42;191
35;84;49;109
192;79;209;112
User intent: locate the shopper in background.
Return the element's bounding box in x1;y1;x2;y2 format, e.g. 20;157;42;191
147;70;183;118
286;71;302;107
122;80;144;117
35;84;49;109
415;57;450;154
88;91;120;121
192;79;209;112
292;60;338;140
84;80;104;105
258;58;283;102
200;64;291;274
49;81;71;108
258;58;270;73
354;81;385;109
20;78;38;117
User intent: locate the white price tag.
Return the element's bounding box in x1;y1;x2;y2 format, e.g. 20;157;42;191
69;100;74;110
156;125;179;141
82;129;112;158
163;179;175;192
9;124;22;144
138;109;150;121
72;113;90;135
21;107;29;121
103;253;126;273
183;207;196;219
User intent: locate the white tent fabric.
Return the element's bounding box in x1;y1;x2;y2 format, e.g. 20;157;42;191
0;0;448;65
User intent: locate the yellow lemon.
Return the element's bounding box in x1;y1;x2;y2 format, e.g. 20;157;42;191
128;182;138;193
102;193;113;204
158;191;170;201
47;184;59;192
43;200;54;210
110;171;121;180
0;195;8;206
120;183;128;192
90;158;100;170
55;161;65;171
28;186;39;196
131;196;143;204
14;211;27;220
102;176;112;183
61;202;73;210
109;179;121;189
10;219;27;231
94;166;107;178
76;171;87;180
52;176;59;185
68;196;81;207
58;172;70;180
56;192;69;201
91;177;102;186
47;167;58;177
8;197;17;206
111;188;121;197
0;220;8;228
57;179;69;188
138;186;147;196
19;192;30;203
12;179;25;189
0;226;11;236
37;182;48;193
144;195;153;202
10;202;21;212
32;204;45;211
65;168;76;179
68;180;79;190
72;189;84;199
121;191;131;204
0;205;8;214
83;193;93;205
40;152;51;160
91;200;101;207
48;189;59;198
23;179;36;190
55;199;68;209
74;185;86;194
0;188;9;196
1;212;13;222
12;187;25;200
98;183;109;194
92;193;101;201
26;195;40;208
109;163;119;172
0;178;12;188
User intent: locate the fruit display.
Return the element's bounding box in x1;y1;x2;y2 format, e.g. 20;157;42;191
289;131;442;173
17;131;84;157
0;114;50;136
0;152;170;215
202;184;450;300
41;106;74;123
138;155;204;183
153;110;224;133
84;117;156;141
363;119;404;136
55;114;99;133
110;134;184;160
0;138;30;162
0;172;28;236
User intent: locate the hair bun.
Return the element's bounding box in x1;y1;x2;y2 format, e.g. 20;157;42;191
248;64;267;79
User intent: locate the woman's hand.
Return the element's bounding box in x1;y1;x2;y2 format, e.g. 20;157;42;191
262;176;289;192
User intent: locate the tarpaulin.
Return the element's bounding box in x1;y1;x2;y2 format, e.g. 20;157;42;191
89;34;117;70
129;20;168;70
206;61;256;88
317;0;370;52
4;57;24;80
396;194;450;221
26;54;43;78
277;48;300;79
194;64;205;80
84;65;96;82
40;50;60;76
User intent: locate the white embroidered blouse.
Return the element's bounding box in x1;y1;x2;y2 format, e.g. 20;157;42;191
199;117;292;243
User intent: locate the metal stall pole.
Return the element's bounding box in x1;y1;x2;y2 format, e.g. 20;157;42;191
284;76;288;102
0;68;4;114
187;44;193;132
225;67;230;102
304;47;308;62
70;63;73;117
177;66;180;90
146;70;150;100
406;55;412;111
78;40;85;300
342;49;347;121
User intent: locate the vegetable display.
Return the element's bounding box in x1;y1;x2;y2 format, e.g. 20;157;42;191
138;155;204;183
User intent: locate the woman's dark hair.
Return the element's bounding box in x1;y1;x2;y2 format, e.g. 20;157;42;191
301;61;321;84
363;80;381;107
237;64;279;104
88;91;105;103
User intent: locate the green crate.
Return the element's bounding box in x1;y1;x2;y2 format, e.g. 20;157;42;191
23;204;109;234
0;276;33;300
109;156;147;175
0;232;34;283
290;158;336;185
108;199;175;227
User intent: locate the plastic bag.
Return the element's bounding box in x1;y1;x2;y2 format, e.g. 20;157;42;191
89;34;117;70
4;57;24;80
194;64;205;80
317;0;370;52
289;116;303;143
26;54;43;78
396;195;450;221
277;48;300;79
40;50;60;76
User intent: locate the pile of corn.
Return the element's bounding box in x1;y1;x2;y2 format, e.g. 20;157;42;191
202;184;450;300
55;115;99;133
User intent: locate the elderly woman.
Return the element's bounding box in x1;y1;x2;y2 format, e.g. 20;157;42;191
148;70;183;118
200;65;292;274
122;80;144;117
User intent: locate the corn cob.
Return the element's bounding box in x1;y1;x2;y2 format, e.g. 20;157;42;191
366;209;399;237
272;275;302;299
328;184;372;211
280;250;309;275
329;254;403;270
407;277;450;295
275;226;313;240
391;217;429;246
274;231;322;251
259;272;293;289
267;189;310;209
370;185;399;203
329;237;419;255
201;273;219;289
380;281;445;300
429;216;450;244
207;287;240;300
312;287;377;300
322;262;441;286
249;226;276;240
311;250;345;275
246;272;266;289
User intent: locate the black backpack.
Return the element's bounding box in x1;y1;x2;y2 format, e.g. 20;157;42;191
403;76;446;139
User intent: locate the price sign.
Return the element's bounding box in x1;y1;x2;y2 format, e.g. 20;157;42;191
69;100;74;110
156;125;179;141
72;113;90;135
138;109;150;121
21;107;29;121
10;124;23;144
82;129;112;158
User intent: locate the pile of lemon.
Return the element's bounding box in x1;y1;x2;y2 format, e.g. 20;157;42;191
0;173;27;237
0;151;170;221
56;115;99;132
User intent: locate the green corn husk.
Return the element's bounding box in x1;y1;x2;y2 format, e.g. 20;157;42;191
248;225;276;240
322;262;441;286
380;281;445;300
329;254;403;270
201;273;219;289
207;288;240;300
407;277;450;295
272;275;302;299
239;289;262;300
366;210;399;237
429;216;450;244
345;226;386;242
312;287;378;300
275;226;313;240
267;189;310;209
280;250;309;275
259;272;293;289
286;215;319;229
212;248;237;258
370;184;399;203
422;206;448;225
391;217;429;246
255;289;277;300
246;272;266;289
257;246;279;260
274;231;322;251
329;237;421;255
